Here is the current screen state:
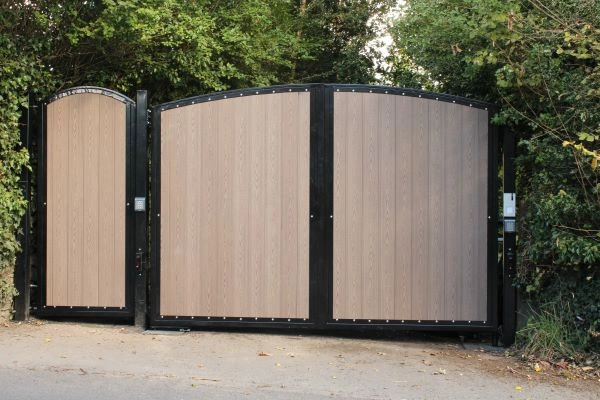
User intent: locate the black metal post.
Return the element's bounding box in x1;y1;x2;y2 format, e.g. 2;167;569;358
502;128;517;346
134;90;148;328
14;94;32;321
309;85;333;327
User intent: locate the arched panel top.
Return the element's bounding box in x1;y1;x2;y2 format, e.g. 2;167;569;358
157;84;315;112
46;86;134;106
330;84;493;111
155;83;493;113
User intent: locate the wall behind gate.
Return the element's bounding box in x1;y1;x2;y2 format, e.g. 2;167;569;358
159;92;310;318
332;92;489;322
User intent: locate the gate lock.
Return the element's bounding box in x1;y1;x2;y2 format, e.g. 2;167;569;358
135;252;144;276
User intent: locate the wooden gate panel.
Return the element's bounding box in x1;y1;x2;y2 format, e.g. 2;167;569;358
333;92;489;322
159;92;310;319
45;92;127;308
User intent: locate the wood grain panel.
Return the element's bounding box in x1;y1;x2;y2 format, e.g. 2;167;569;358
333;92;489;321
160;92;310;318
46;92;127;308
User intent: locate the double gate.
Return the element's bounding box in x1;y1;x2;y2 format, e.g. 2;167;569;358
35;84;498;332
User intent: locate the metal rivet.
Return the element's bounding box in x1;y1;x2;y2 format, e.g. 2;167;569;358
305;89;308;92
104;307;107;310
485;107;488;111
207;316;211;320
271;318;275;321
335;318;339;321
369;90;372;93
436;98;439;100
386;320;389;323
329;215;333;219
385;91;388;94
272;90;276;93
336;89;340;92
352;89;355;92
310;214;314;219
418;320;421;323
87;306;90;309
435;320;439;323
224;95;227;99
402;93;405;95
288;318;291;322
240;317;243;321
452;320;455;323
255;317;258;320
401;320;404;323
256;91;259;95
43;202;47;206
161;108;165;111
176;105;179;108
289;89;292;92
223;317;226;320
175;316;178;319
126;202;130;206
209;98;212;101
468;321;472;324
469;104;473;107
161;315;164;319
483;321;486;324
192;101;195;104
70;306;73;309
453;100;456;103
368;319;371;323
418;95;422;98
191;316;194;319
352;319;356;322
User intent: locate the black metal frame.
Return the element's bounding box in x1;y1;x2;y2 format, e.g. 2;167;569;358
149;84;500;333
14;94;33;321
35;87;136;318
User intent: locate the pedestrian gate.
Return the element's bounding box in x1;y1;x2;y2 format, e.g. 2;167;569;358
36;84;499;332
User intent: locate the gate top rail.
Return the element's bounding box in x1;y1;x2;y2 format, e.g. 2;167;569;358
155;83;494;113
45;86;135;105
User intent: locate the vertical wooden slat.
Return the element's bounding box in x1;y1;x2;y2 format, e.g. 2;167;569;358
332;93;348;319
264;94;282;316
280;93;299;317
362;94;380;317
248;94;267;316
394;95;413;319
461;106;478;319
111;98;126;307
47;98;70;306
345;93;364;317
427;100;446;319
183;105;199;316
199;100;219;315
232;96;251;316
98;96;116;306
411;98;429;319
444;104;463;320
378;94;396;319
67;94;85;306
296;93;311;318
159;107;173;314
82;94;100;306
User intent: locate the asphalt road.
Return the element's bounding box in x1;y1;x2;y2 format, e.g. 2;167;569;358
0;321;597;400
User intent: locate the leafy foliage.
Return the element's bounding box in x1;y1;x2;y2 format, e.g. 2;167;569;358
389;0;600;354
